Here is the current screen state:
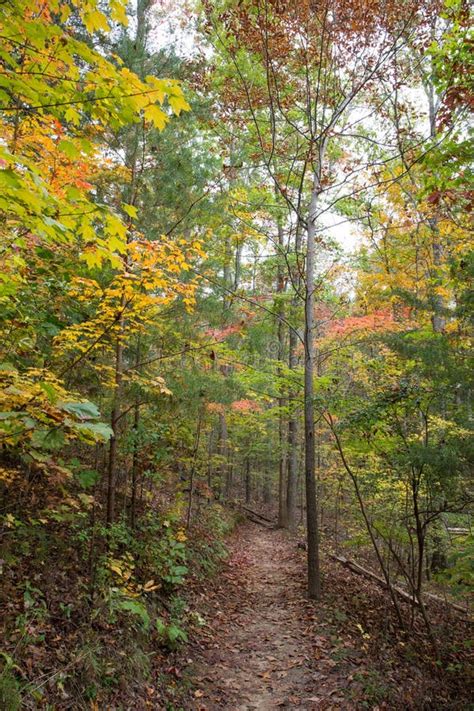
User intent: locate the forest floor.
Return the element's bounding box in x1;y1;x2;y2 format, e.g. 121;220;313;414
178;522;471;711
187;524;323;710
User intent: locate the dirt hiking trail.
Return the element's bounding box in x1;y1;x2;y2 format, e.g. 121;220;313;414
188;524;349;710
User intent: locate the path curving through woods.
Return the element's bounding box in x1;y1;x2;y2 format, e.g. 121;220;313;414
187;524;346;710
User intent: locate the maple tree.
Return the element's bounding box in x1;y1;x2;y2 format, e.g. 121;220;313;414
0;0;191;458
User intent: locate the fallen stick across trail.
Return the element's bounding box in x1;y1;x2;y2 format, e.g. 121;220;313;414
240;506;276;528
239;504;275;524
331;554;471;617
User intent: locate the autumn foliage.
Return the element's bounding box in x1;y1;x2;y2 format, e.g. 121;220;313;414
0;0;472;708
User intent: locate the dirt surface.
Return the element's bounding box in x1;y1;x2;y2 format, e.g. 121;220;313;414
182;523;472;710
187;524;346;710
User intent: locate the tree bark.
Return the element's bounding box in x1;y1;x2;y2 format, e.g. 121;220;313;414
107;314;124;525
245;456;251;504
276;219;287;527
186;408;203;528
286;222;302;531
226;444;234;499
219;412;228;499
304;179;322;600
130;336;142;528
130;400;140;529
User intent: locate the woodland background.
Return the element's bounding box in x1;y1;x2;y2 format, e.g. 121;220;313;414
0;0;472;708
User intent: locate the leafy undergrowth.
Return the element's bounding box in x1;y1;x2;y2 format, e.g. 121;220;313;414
314;558;472;709
175;523;472;710
1;470;471;711
0;462;238;710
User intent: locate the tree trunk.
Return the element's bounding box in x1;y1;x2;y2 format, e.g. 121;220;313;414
130;400;140;529
276;219;287;527
218;412;228;499
186;409;203;529
206;426;215;503
223;236;232;315
286;222;302;531
245;457;251;504
286;414;298;530
226;444;233;498
430;234;446;332
304;180;321;600
234;238;243;291
263;466;272;505
107;317;124;525
426;80;445;333
130;336;142;528
278;407;287;525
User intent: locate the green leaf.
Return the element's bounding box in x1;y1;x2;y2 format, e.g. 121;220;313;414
39;381;58;403
75;469;99;489
115;598;150;630
172;565;188;576
61;400;100;420
27;449;50;463
30;428;65;451
0;169;21;188
64;106;80;126
73;421;113;441
58;140;80;159
167;624;188;643
155;617;167;635
0;362;18;373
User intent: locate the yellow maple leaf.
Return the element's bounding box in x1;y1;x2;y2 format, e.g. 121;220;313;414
83;9;110;34
144;104;168;130
169;94;191;116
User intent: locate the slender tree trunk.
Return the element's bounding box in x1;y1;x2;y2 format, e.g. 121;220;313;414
130;337;142;529
219;412;228;499
278;407;287;525
304;180;321;600
234;238;243;291
430;231;446;332
107;312;124;525
130;401;140;529
207;426;215;503
286;413;298;530
186;409;203;529
299;457;304;526
87;444;101;608
286;224;302;531
226;445;234;498
276;219;287;527
245;456;251;504
263;466;272;505
426;79;445;333
223;236;232;316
